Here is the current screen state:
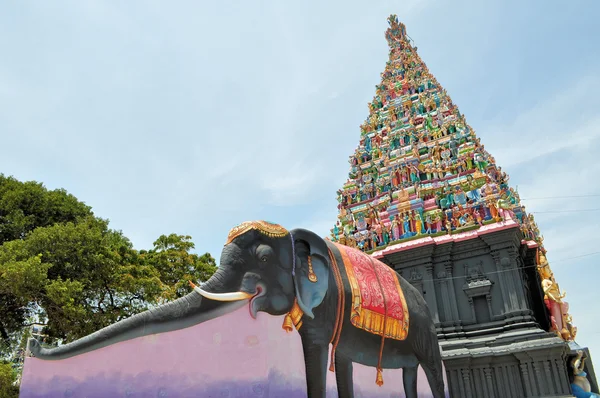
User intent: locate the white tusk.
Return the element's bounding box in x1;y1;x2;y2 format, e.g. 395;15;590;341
188;281;253;302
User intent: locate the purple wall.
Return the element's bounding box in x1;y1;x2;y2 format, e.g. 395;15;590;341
20;306;448;397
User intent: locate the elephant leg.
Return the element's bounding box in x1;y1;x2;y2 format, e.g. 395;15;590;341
301;340;329;398
415;336;446;397
421;363;446;398
334;352;354;398
403;366;419;398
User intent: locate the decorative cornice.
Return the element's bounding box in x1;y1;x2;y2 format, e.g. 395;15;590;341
372;220;519;259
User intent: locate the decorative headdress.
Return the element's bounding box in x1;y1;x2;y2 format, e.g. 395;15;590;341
224;220;314;282
225;221;289;245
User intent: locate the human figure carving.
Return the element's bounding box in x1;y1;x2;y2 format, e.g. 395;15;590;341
570;350;600;398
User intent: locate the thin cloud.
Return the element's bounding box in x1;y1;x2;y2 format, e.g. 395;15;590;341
483;75;600;168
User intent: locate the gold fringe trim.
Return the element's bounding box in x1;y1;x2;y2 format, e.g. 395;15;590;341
335;242;410;341
350;308;408;340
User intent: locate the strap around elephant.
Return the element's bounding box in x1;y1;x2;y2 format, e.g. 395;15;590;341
290;232;296;277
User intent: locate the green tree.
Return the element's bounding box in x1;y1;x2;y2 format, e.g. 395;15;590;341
0;175;216;360
0;218;168;341
141;234;217;300
0;174;92;244
0;362;19;398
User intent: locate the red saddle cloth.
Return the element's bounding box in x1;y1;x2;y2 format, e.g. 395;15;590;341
333;242;409;340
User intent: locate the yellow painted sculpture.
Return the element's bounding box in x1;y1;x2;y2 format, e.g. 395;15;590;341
537;251;575;341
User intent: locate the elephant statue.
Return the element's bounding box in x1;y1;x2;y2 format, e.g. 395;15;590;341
30;220;445;398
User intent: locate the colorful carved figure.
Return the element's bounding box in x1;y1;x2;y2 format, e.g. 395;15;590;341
328;16;575;341
424;213;432;234
538;254;574;340
29;221;446;398
375;220;383;243
391;216;400;241
434;213;442;232
570;350;600;398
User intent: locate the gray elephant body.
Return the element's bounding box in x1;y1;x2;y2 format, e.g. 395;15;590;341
294;239;444;398
29;222;444;398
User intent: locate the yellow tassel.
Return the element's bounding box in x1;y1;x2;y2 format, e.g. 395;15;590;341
282;313;293;332
376;368;384;386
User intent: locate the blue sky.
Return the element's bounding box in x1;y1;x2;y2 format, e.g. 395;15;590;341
2;0;599;368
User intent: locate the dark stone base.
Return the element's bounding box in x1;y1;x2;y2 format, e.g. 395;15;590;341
379;224;597;397
441;327;573;397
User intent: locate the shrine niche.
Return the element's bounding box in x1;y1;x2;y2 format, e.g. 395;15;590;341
462;261;493;324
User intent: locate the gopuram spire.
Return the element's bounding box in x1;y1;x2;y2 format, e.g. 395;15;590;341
330;14;576;342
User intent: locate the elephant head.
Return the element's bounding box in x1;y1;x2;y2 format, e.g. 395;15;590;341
192;221;330;319
29;221;329;360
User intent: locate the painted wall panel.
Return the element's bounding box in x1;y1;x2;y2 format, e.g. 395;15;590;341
20;306;448;397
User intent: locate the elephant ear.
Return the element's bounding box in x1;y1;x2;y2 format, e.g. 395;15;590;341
290;228;330;320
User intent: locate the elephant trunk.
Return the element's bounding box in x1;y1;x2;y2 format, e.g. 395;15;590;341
29;267;244;361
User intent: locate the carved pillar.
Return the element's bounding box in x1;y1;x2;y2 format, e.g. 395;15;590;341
491;250;519;313
424;264;439;323
490;250;508;313
483;367;495;398
542;360;553;394
519;362;534;397
437;270;451;323
549;358;561;393
444;261;460;322
486;293;494;318
507;247;528;310
466;296;475;322
553;357;570;394
461;368;473;397
532;362;545;396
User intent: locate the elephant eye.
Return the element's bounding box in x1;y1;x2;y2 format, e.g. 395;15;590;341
256;244;274;265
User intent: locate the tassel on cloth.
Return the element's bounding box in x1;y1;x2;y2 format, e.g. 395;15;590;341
282;314;293;333
376;368;384;386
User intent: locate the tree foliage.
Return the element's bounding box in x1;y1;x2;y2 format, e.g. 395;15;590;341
0;175;92;244
0;362;19;398
0;174;217;356
142;234;217;300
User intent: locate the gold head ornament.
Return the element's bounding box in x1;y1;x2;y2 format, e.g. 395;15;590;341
225;221;289;245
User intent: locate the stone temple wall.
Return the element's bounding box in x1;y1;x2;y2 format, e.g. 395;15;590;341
379;222;575;397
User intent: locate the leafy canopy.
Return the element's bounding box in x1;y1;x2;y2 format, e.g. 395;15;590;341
0;361;19;398
0;174;216;354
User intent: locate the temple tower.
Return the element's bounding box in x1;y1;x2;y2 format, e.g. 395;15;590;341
331;14;595;397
